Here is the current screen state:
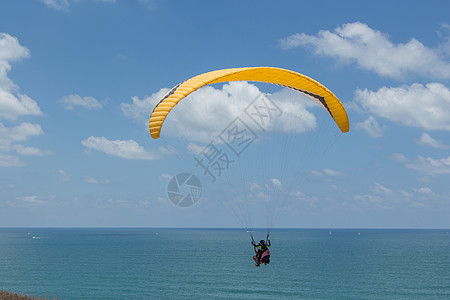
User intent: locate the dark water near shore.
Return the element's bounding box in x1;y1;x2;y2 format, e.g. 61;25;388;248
1;228;449;299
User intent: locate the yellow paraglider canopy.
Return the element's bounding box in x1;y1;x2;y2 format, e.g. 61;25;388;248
149;67;349;139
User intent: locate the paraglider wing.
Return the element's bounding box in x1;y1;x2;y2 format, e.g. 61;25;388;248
149;67;349;139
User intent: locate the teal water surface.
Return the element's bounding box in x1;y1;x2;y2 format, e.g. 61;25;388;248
0;228;449;299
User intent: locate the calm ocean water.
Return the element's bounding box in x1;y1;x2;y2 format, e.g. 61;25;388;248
0;228;449;299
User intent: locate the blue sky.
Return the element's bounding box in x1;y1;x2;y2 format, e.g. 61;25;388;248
0;0;449;228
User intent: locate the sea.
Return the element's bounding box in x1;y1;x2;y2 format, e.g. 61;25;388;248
0;228;449;299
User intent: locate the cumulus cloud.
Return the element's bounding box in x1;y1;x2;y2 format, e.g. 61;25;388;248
0;122;47;166
0;122;44;155
0;33;30;91
0;92;42;120
138;0;155;9
5;195;48;207
354;183;403;208
17;195;47;205
293;190;318;207
353;83;450;131
0;33;42;121
371;182;394;195
57;169;72;182
248;182;262;191
186;142;205;155
40;0;116;11
405;156;450;176
59;94;103;110
270;178;282;187
416;133;449;149
353;182;446;210
355;116;384;138
279;22;450;79
391;153;408;163
158;174;173;182
393;153;450;176
0;153;23;167
0;33;30;63
0;122;44;146
84;175;110;184
13;144;53;156
121;81;318;143
40;0;69;11
310;168;344;176
121;88;169;121
0;34;46;167
81;136;160;160
415;187;432;194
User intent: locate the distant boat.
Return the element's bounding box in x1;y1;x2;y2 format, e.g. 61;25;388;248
329;231;332;235
358;232;361;236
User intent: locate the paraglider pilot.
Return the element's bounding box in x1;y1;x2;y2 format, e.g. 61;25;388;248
251;234;271;267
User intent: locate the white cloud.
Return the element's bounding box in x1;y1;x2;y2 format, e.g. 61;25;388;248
438;23;450;56
0;122;46;166
310;168;344;176
40;0;69;11
393;153;450;176
354;193;386;205
416;133;449;149
293;190;318;207
40;0;116;11
0;33;30;64
309;170;321;176
59;94;103;110
279;22;450;79
0;34;41;121
186;142;205;155
18;195;47;205
158;174;173;182
355;116;384;138
415;187;432;194
391;153;408;163
405;155;450;176
0;153;24;167
5;195;48;207
81;136;160;160
157;145;176;157
270;178;282;187
323;168;344;176
354;83;450;131
0;122;44;148
13;144;53;156
120;88;168;121
371;182;394;195
248;182;262;191
57;169;72;182
84;175;110;184
138;0;155;9
0;91;42;120
121;81;318;143
0;34;46;167
353;182;449;211
354;183;403;209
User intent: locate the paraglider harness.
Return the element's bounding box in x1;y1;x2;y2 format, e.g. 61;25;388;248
250;232;271;266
